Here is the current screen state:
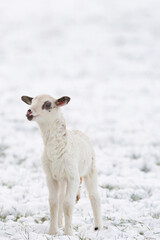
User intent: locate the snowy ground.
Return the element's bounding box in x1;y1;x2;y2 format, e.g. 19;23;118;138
0;0;160;239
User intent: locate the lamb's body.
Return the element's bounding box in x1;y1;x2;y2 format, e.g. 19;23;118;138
21;94;102;235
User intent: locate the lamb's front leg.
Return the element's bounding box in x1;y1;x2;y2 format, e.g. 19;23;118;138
58;180;66;228
46;177;59;235
63;177;79;235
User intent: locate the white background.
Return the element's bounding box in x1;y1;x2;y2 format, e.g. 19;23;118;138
0;0;160;239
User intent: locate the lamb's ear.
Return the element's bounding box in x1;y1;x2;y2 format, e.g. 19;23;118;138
21;96;33;105
55;96;70;107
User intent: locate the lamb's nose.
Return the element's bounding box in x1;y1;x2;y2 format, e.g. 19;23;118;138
27;109;32;115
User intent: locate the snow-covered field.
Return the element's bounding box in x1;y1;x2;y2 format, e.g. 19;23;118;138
0;0;160;239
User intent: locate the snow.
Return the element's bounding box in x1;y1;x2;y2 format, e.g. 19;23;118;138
0;0;160;239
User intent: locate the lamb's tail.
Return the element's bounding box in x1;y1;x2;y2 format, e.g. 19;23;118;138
76;177;82;203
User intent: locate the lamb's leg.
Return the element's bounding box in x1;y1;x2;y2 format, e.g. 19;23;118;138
63;177;79;235
84;167;102;230
58;180;66;228
46;177;59;235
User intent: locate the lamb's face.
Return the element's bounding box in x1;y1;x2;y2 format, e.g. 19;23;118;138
21;94;70;123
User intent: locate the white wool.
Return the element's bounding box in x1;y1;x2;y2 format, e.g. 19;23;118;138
22;94;102;236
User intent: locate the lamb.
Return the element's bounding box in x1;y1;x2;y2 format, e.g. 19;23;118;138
21;94;102;235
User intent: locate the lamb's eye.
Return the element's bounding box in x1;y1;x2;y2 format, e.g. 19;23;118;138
46;103;51;108
42;101;52;110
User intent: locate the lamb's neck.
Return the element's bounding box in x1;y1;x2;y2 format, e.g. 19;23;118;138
38;117;67;146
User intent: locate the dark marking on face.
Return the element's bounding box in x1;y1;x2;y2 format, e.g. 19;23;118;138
42;101;52;110
26;109;33;121
27;115;33;121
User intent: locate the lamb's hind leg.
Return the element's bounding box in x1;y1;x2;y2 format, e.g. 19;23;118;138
84;166;102;230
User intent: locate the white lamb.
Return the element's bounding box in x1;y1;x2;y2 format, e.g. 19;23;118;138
21;94;102;235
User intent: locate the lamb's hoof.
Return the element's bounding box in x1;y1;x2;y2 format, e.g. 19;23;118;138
94;224;102;231
48;227;58;235
64;227;73;236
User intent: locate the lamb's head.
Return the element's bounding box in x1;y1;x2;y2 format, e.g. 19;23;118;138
21;94;70;123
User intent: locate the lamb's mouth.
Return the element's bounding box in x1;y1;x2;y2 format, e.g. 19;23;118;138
26;114;33;121
26;114;39;121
